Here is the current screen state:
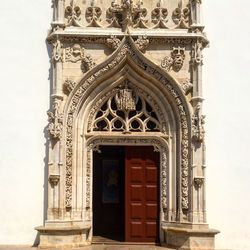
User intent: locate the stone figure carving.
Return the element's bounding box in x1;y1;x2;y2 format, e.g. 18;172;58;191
135;36;149;53
65;0;82;27
107;0;148;31
172;0;190;28
181;78;193;94
192;104;205;142
47;99;63;140
86;0;102;27
65;44;96;73
52;39;63;63
106;36;122;50
192;39;203;65
161;47;185;72
63;79;77;94
151;0;169;28
65;44;85;63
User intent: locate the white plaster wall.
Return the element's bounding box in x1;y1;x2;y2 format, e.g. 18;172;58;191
0;1;250;249
0;0;51;245
203;1;250;249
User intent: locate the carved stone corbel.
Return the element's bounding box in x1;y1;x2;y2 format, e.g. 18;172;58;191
65;0;82;27
194;176;204;189
172;0;190;29
49;174;60;187
63;79;77;94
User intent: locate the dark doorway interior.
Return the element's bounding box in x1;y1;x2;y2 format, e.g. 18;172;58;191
93;146;159;243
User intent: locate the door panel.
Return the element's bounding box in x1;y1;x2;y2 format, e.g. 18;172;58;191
125;146;159;243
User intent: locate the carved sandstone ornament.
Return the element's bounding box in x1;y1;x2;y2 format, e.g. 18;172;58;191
63;79;77;94
64;39;190;211
194;176;204;189
106;36;122;50
161;47;185;72
52;39;63;63
135;36;149;53
86;0;102;27
151;0;169;29
49;174;60;187
115;85;137;111
180;78;193;95
192;104;205;142
65;0;82;27
172;0;190;29
192;39;203;65
107;0;148;31
65;44;96;73
47;99;63;140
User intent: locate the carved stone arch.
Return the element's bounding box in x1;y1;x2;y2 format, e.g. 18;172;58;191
63;37;192;224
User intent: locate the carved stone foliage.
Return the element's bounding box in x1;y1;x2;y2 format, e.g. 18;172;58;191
135;36;149;53
106;36;122;51
64;79;77;94
65;44;96;73
194;177;204;189
65;0;82;27
86;0;102;27
192;104;205;142
49;174;60;187
151;1;169;28
172;0;190;29
106;0;148;30
64;38;190;211
47;98;63;140
161;47;185;72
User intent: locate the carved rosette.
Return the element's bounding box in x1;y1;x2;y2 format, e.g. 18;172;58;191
64;39;190;212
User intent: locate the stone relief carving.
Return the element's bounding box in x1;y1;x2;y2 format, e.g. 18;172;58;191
52;39;63;63
65;0;82;27
106;36;122;51
192;39;203;65
180;78;193;95
86;0;102;27
65;44;96;73
63;79;77;94
151;0;169;29
135;36;149;53
192;104;205;142
161;47;185;72
172;0;190;29
107;0;148;30
64;39;189;211
47;98;63;140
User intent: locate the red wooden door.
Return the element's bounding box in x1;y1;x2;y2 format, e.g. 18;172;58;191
125;146;159;243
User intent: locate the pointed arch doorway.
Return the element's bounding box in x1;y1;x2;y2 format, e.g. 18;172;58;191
93;145;160;243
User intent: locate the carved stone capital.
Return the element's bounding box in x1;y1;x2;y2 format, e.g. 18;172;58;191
49;174;60;187
194;177;204;189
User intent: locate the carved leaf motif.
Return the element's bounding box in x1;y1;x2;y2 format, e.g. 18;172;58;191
65;0;82;27
86;1;102;27
172;0;190;29
151;1;169;29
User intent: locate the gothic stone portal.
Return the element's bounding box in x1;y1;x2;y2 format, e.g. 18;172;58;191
37;0;219;249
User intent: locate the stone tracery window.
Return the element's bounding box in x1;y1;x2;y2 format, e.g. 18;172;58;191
91;85;161;133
